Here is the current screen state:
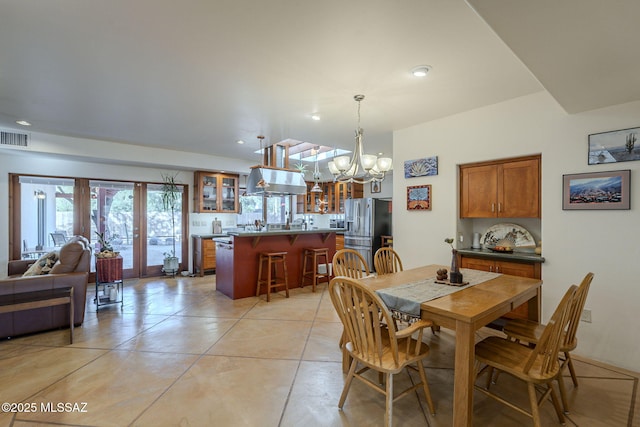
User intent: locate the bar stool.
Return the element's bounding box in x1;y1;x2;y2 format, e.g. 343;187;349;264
301;248;330;292
256;252;290;302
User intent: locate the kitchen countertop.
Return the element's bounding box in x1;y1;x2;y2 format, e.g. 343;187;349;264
191;233;230;238
457;248;545;263
227;228;339;238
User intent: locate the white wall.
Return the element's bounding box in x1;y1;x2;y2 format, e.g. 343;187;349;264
393;91;640;372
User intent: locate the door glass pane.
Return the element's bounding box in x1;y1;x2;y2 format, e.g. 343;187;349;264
221;176;236;212
147;183;184;266
19;176;75;259
89;180;135;270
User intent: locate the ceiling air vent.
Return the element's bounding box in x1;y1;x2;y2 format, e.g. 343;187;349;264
0;129;30;149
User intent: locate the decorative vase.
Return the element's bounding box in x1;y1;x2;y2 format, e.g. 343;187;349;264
449;249;463;284
450;249;459;274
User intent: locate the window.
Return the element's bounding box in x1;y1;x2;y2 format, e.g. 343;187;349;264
237;195;292;227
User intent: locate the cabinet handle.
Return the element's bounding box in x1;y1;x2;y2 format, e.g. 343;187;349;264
496;265;500;273
489;265;493;272
498;202;502;213
491;203;495;213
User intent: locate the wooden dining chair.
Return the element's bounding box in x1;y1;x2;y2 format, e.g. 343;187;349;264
474;284;577;427
502;272;594;413
332;249;371;278
373;247;403;275
328;276;436;427
333;249;373;371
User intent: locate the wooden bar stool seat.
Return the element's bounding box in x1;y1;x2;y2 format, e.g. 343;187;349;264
256;251;290;302
301;247;330;292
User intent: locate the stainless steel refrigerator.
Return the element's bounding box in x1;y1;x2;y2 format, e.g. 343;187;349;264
344;198;391;271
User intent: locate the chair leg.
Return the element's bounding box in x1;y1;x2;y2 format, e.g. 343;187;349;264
339;357;358;409
565;352;578;387
385;372;393;427
416;361;435;415
256;256;263;297
301;251;309;288
266;258;272;302
548;383;566;425
527;382;542;427
557;371;570;414
282;257;289;298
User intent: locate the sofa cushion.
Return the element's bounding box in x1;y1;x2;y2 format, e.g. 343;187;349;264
50;241;86;274
22;251;59;276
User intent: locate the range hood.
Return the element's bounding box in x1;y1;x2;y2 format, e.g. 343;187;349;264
246;166;307;195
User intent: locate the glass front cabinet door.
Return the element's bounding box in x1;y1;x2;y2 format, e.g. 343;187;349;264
195;171;239;213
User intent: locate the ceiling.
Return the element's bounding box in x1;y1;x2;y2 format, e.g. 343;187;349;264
0;1;637;169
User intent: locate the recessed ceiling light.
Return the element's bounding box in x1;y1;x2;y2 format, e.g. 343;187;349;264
236;140;245;144
16;120;31;126
311;114;321;121
411;65;432;77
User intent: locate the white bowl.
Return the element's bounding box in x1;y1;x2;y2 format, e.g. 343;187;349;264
180;271;190;277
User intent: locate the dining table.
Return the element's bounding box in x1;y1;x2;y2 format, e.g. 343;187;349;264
358;264;542;427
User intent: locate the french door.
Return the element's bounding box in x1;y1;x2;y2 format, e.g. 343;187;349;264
10;175;188;279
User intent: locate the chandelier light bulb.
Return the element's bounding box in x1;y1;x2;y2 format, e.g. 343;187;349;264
376;157;393;172
328;161;339;175
334;155;351;171
361;154;377;170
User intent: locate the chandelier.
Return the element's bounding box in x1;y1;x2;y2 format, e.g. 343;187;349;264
328;95;392;184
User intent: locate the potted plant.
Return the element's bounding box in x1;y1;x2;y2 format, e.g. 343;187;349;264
95;231;119;258
161;172;181;276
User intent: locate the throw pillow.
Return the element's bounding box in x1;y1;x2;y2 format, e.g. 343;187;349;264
50;241;84;274
22;251;60;276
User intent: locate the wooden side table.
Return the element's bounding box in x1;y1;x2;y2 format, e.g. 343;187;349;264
95;256;123;311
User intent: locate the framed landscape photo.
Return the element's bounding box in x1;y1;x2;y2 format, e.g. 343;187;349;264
588;126;640;164
407;185;431;210
563;170;630;210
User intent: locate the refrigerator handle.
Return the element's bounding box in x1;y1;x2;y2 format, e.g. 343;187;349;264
354;201;360;234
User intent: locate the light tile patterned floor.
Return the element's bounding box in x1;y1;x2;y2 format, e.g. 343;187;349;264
1;276;637;426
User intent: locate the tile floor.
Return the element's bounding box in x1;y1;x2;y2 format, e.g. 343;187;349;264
1;276;638;426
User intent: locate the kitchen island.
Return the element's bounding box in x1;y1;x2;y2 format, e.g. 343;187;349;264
215;229;337;299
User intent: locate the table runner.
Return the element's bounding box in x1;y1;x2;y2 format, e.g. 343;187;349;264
375;268;501;322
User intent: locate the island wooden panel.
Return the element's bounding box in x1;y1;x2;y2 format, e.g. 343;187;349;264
215;232;337;300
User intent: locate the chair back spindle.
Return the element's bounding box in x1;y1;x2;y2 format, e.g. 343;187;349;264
332;249;370;279
523;285;577;378
374;247;403;275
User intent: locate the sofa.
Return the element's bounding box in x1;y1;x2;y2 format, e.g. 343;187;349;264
0;236;91;339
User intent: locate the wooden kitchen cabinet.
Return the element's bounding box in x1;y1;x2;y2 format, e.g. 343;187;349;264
194;171;239;213
459;255;541;320
460;155;540;218
336;234;344;250
298;182;363;214
192;236;216;276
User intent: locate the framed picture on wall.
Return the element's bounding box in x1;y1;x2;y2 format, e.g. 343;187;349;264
588;126;640;164
407;185;431;210
562;170;630;210
371;181;381;193
404;156;438;178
